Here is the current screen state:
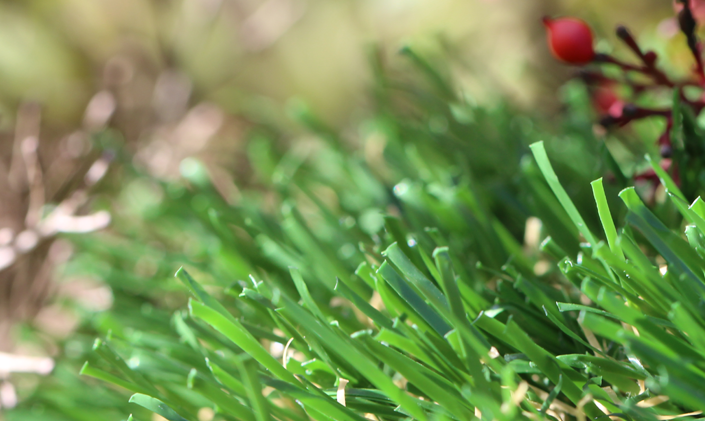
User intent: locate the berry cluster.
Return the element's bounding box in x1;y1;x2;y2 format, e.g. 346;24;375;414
543;1;705;196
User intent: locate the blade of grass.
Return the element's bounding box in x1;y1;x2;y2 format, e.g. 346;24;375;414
128;394;190;421
647;155;686;201
530;141;597;245
376;261;451;336
236;357;272;421
591;178;624;260
276;294;429;421
188;299;298;384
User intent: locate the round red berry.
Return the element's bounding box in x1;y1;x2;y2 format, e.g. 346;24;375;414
543;17;595;65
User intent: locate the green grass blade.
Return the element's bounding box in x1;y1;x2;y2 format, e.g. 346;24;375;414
188;299;298;384
176;267;240;325
475;314;603;418
334;277;395;330
620;188;705;290
667;192;705;236
591;177;624;260
206;359;248;397
128;394;190;421
290;267;327;322
376;261;451;336
647;155;686;201
539;374;562;414
690;197;705;219
236;357;272;421
530;141;597;245
79;362;152;396
383;243;449;311
356;332;472;420
276;294;429;421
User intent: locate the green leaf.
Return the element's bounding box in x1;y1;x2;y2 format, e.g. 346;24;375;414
290;267;327;322
647;155;686;201
690;197;705;219
128;394;190;421
276;294;429;421
384;243;449;313
620;188;705;292
264;377;367;421
79;362;152;396
206;359;248;397
236;357;272;421
376;261;451;336
530;141;597;245
176;268;240;325
475;314;603;418
334;277;394;330
540;374;562;414
667;192;705;236
669;302;705;353
186;369;257;421
542;305;600;356
591;177;624;260
356;332;472;420
188;298;298;384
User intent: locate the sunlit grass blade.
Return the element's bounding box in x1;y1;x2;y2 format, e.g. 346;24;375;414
591;177;624;260
376;261;451;336
530;141;597;245
620;188;705;290
128;394;189;421
188;298;298;384
276;294;429;421
80;362;152;396
356;332;472;420
474;314;604;419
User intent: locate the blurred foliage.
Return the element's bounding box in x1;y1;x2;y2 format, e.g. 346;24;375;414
0;0;676;128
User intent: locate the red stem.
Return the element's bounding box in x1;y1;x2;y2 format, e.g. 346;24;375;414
593;53;674;87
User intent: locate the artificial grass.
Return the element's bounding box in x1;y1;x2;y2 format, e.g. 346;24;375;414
7;49;705;421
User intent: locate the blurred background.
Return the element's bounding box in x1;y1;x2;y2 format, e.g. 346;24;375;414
0;0;681;417
0;0;674;127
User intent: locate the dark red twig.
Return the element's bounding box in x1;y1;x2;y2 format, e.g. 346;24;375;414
614;26;674;87
677;0;705;84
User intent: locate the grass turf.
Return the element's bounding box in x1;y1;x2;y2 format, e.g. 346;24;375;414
6;49;705;421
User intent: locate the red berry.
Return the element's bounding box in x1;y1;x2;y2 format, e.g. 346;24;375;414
543;17;595;65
